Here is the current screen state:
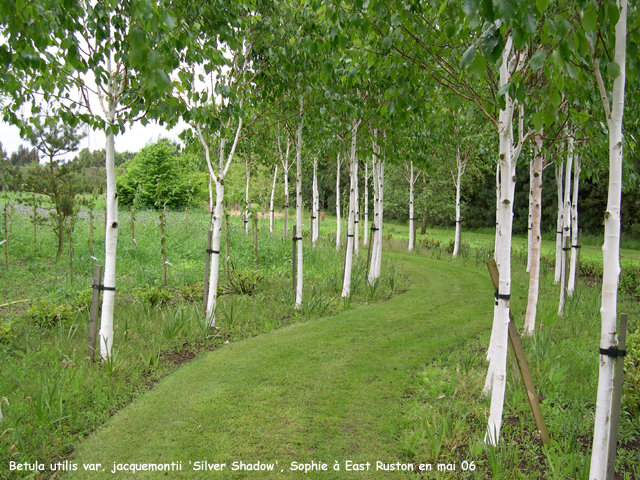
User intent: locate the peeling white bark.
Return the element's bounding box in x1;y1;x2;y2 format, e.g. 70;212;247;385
295;109;304;307
590;1;627;476
336;152;341;250
98;55;118;360
269;164;278;234
554;160;564;284
569;150;581;295
527;158;534;272
342;120;360;296
368;129;383;286
312;156;319;245
524;129;544;334
559;137;573;316
485;37;524;447
364;159;369;247
452;148;466;258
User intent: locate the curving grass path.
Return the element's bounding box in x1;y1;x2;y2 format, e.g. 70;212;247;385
64;252;494;479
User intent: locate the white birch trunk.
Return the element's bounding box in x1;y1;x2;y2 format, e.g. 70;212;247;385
373;160;384;280
590;1;627;476
369;141;380;286
353;130;360;256
279;136;291;239
244;154;250;234
206;181;224;324
342;121;360;296
453;149;464;257
568;152;581;295
527;158;534;272
554;160;564;284
342;150;355;297
494;161;500;259
198;119;243;326
524;130;544;334
98;55;118;360
312;156;319;245
485;38;518;446
363;159;368;246
368;129;382;286
269;164;278;234
295;111;304;307
283;163;290;238
336;152;341;250
559;140;573;315
408;161;416;252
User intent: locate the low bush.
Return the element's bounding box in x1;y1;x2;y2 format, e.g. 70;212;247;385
28;300;76;328
134;284;173;307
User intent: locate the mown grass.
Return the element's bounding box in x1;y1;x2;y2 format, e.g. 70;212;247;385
0;203;404;480
61;251;492;480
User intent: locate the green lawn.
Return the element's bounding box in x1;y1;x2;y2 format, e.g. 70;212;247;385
63;252;492;479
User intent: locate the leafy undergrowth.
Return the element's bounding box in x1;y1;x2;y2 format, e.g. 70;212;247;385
398;246;640;480
0;208;405;480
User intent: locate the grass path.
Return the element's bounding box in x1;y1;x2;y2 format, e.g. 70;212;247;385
65;253;494;479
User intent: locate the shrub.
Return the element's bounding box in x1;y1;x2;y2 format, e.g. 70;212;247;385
28;300;75;327
224;269;263;296
135;284;173;307
620;264;640;298
624;325;640;416
419;234;441;249
0;318;15;342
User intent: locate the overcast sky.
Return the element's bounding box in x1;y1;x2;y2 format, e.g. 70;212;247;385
0;119;185;161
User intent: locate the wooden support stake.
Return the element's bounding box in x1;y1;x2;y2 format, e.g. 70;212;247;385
487;259;550;446
607;313;628;480
203;230;212;317
68;217;73;283
89;211;94;254
87;265;103;361
366;224;374;279
130;206;135;247
253;216;258;269
160;210;167;287
3;204;8;270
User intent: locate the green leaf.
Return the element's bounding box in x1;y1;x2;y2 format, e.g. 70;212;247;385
381;36;392;50
128;27;145;49
607;62;621;79
529;50;546;71
536;0;549;14
462;0;480;17
497;82;510;98
607;0;620;26
460;45;477;69
533;110;543;131
582;8;597;32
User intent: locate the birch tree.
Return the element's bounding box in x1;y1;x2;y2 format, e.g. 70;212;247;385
276;127;292;238
52;0;182;359
403;159;422;252
580;0;630;476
